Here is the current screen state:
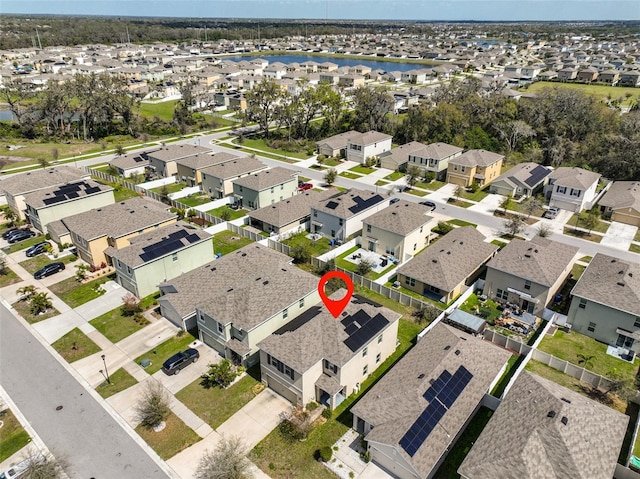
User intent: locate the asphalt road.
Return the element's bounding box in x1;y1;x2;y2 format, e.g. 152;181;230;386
0;301;173;479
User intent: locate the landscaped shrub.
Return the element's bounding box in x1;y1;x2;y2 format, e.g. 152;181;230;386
306;401;319;411
318;447;332;462
433;221;454;235
321;407;332;419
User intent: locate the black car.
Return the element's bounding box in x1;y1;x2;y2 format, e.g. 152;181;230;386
389;197;400;204
25;241;49;257
162;348;200;375
34;262;65;279
8;230;36;243
419;200;437;211
2;228;21;240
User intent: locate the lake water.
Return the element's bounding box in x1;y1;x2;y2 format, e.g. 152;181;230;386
224;53;431;73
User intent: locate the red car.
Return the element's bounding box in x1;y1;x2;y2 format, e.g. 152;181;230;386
298;183;313;191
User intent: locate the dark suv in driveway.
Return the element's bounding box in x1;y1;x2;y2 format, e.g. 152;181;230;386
25;241;49;257
34;262;65;279
7;230;35;243
162;348;200;375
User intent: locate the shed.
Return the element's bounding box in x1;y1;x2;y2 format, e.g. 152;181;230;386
444;308;486;334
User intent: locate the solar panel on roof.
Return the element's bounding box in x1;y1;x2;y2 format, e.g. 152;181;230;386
523;165;551;187
399;401;447;456
347;194;384;214
422;370;453;402
326;200;339;210
342;312;389;352
438;366;473;408
85;186;102;194
139;239;184;262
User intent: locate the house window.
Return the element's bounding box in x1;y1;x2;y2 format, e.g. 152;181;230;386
557;186;567;194
284;366;294;380
217;322;223;333
578;298;587;309
362;347;368;357
367;224;371;233
378;334;383;344
386;246;395;255
271;187;274;193
283;308;288;319
413;243;417;251
570;189;581;197
461;166;466;173
587;322;596;332
420;226;423;233
313;211;317;218
363;365;368;376
496;288;508;300
339;219;343;226
172;253;178;262
324;359;338;374
331;230;336;237
405;277;415;287
634;318;640;328
281;184;284;190
376;353;381;363
524;280;531;291
453;165;458;171
299;298;304;308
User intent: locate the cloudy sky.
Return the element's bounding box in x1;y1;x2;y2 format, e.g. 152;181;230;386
2;0;638;21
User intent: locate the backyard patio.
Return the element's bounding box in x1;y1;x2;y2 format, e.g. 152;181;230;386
340;247;396;275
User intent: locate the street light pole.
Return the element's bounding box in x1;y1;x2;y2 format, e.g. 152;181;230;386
101;354;111;384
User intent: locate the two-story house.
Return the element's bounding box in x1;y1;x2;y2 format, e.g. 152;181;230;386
489;162;553;198
201;156;267;199
483;237;579;316
378;141;426;171
316;130;359;158
544;166;601;212
361;201;436;263
158;244;321;364
408;142;464;181
232;167;298;210
346;130;393;165
107;221;214;298
24;180;115;235
175;151;239;187
257;293;401;408
568;253;640;355
311;189;390;241
144;144;212;178
446;150;504;188
599;181;640;226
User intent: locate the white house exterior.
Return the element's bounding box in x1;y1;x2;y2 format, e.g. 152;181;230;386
346;130;393;164
544;166;601;212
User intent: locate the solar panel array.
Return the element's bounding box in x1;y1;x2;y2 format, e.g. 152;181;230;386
138;229;202;262
524;165;551;187
348;194;384;214
399;365;474;457
342;310;389;352
41;181;104;206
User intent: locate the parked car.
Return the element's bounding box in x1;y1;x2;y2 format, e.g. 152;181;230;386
2;228;21;240
544;206;560;219
7;230;35;243
390;197;400;204
25;241;49;257
162;348;200;375
0;454;46;479
297;183;313;191
419;200;437;211
33;262;65;279
4;229;30;241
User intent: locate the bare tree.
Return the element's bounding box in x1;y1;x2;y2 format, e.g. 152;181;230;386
536;223;552;238
523;197;542;219
18;450;66;479
134;381;171;428
503;215;525;237
194;435;253;479
495;120;535;152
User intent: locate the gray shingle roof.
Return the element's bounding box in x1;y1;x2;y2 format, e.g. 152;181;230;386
450;149;504;168
347;130;392;146
233;167;297;191
492;162;552;190
379;141;426;163
413;142;463;160
143;144;212;163
313;188;387;220
0;166;87;196
486;237;578;287
458;371;628;479
248;189;338;228
109;151;151;170
61;197;176;241
316;130;359;150
200;156;266;180
549;166;600;190
351;323;510;479
363;201;434;236
599;181;640;211
160;244;318;328
571;253;640;317
257;292;401;372
397;227;498;292
176;151;238;170
23;180;113;209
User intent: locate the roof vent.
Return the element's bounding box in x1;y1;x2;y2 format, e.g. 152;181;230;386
619;270;624;274
561;416;569;425
227;288;234;292
524;254;531;258
454;349;461;356
210;267;216;271
444;345;451;350
561;397;571;404
281;268;287;272
432;259;438;263
418;373;425;380
534;249;539;253
241;253;247;257
617;282;625;287
255;277;261;281
263;280;269;285
547;410;556;418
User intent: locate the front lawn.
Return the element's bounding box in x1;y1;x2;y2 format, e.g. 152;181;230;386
52;327;102;363
538;330;638;383
12;299;60;324
48;274;114;309
135;330;198;374
206;205;247;221
19;254;78;275
349;165;376;175
375;180;389;186
384;171;405;181
406;188;429;197
175;366;261;429
150;182;186;194
3;235;45;254
213;230;254;256
339;171;362;180
0;408;31;462
630;243;640;254
416;180;445;191
96;367;138;399
563;227;603;243
0;267;21;288
135;412;201;460
459;188;489;202
568;213;610;234
447;198;474;208
282;232;333;258
177;194;211;208
320;157;341;167
89;306;150;343
447;219;477;228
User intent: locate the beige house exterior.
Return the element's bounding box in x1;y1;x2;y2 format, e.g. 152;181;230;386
158;244;321;364
232;167;298;210
446;150;503;188
483;237;579;316
257;293;401;407
408;142;464;181
568;253;640;354
316;130;359;158
144;144;212;178
107;222;213;298
175;151;238;187
24;180;115;234
378;141;426;171
201;156;267;199
598;181;640;226
346;130;393;165
362;201;436;263
397;227;498;304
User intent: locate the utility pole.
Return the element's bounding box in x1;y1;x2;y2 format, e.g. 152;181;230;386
35;29;42;49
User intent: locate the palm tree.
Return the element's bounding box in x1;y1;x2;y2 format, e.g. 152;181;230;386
577;354;594;370
29;292;52;315
17;285;37;301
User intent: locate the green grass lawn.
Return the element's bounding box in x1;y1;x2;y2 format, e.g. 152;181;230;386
335;248;396;280
506;201;546;218
0;267;21;288
12;299;60;323
447;219;477;228
321;158;341;167
459;188;489;202
490;355;522;397
138;100;178;122
385;171;405;181
563;227;602;243
0;408;31;462
135;412;201;460
2;234;45;254
447;198;474;208
176;366;261;429
177;194;212;208
213;230;254;256
90;307;150;343
96;368;138;399
206;205;247;221
578;255;593;263
568;213;610;234
236;138;310;159
522;81;640;107
135;330;198;374
407;188;429;197
150;182;186;194
282;232;333;258
353;286;416;318
52;327;102;363
375;180;389;186
571;263;586;280
491;239;508;250
383;276;447;309
630;244;640;254
48;274;113;309
459;293;502;325
349;165;376;175
538;330;639;382
19;254;78;275
416;180;446;191
339;171;362;180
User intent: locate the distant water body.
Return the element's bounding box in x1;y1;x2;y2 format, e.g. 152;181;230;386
224;53;432;73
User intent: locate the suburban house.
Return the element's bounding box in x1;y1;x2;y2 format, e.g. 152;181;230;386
483;237;579;316
248;189;337;235
0;166;88;220
446;149;504;188
231;167;298;210
351;323;511;479
201;156;267;199
598;181;640;226
458;371;628;479
257;292;401;408
378;141;426;171
396;227;498;304
567;253;640;354
489;162;552;198
108;152;150;178
619;71;640;87
361;201;436;263
346;130;393;164
557;67;578;81
407;142;464;181
157;244;321;364
544;166;601;212
175;151;239;187
311;188;390;241
316;130;359;158
60;197;177;267
24;180;115;235
107;221;213;298
143;144;212;177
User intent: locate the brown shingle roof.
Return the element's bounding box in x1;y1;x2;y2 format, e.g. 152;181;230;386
549;166;600;190
109;151;152;170
363;201;434;236
1;166;87;196
316;130;359;150
233;167;297;191
143;144;211;163
450;149;504;168
313;188;387;220
248;189;338;228
200;156;266;180
175;151;238;170
414;142;463;160
23;180;113;209
347;130;392;146
598;181;640;211
458;371;628;479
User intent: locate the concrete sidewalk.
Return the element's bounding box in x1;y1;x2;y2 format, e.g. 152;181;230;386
600;221;637;250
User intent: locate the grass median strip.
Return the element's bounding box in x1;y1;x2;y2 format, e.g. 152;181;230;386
135;412;201;460
52;327;101;363
49;274;114;309
96;368;139;399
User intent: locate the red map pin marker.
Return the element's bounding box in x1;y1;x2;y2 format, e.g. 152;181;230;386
318;271;354;318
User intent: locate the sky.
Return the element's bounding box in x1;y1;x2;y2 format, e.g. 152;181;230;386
2;0;639;21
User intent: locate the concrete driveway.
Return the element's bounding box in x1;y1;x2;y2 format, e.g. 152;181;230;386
153;343;223;394
601;221;638;250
